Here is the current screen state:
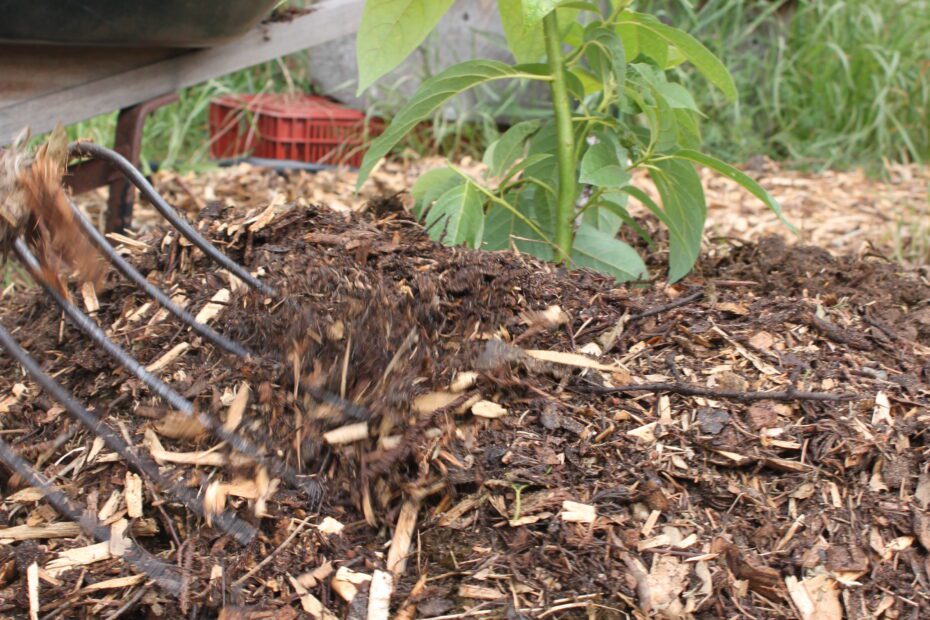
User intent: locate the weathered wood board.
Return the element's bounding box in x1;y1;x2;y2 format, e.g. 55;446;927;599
0;0;364;144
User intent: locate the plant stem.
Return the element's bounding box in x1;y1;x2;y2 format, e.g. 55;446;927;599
543;10;577;264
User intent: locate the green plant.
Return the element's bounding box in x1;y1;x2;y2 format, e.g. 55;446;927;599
355;0;786;282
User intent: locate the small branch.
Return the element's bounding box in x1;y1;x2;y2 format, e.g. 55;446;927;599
630;290;704;321
578;381;861;403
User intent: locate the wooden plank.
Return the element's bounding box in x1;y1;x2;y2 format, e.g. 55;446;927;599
0;0;364;143
0;47;178;109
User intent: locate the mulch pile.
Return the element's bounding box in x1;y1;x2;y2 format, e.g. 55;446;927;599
0;189;928;619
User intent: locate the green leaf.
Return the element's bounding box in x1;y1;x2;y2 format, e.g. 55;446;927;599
616;22;640;62
583;25;626;93
569;67;604;97
674;110;702;150
581;204;624;236
599;193;655;247
571;224;647;282
673;150;794;230
357;60;540;188
557;1;601;12
500;153;554;187
522;0;559;22
484;120;542;177
356;0;456;94
619;12;737;101
411;167;461;217
580;131;631;188
483;186;556;260
654;82;699;111
649;159;706;282
499;1;579;63
423;182;485;247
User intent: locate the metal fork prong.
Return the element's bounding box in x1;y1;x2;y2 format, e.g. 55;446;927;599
14;238;193;413
14;238;322;502
0;435;183;595
67;200;252;357
68;141;276;296
0;320;257;545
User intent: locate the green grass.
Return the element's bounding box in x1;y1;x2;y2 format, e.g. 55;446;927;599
653;0;930;170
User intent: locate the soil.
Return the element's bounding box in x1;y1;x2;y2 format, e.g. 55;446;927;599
0;193;928;619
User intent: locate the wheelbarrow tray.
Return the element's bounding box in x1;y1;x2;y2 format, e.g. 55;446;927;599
0;0;280;47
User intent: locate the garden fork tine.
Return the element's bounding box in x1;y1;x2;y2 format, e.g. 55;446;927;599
13;239;323;503
67;142;375;421
0;319;257;545
0;434;183;595
66;199;251;357
69;141;276;296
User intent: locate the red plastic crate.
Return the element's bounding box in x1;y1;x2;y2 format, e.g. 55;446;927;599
208;94;382;167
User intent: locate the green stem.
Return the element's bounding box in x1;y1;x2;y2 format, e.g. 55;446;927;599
543;10;577;264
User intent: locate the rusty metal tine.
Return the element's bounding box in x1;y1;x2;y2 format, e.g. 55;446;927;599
0;435;183;595
0;320;256;545
14;238;322;502
68;141;276;296
67;200;252;357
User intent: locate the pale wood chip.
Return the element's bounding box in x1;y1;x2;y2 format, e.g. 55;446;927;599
145;342;191;373
561;500;596;523
323;422;368;445
0;519;157;543
459;584;506;600
125;472;143;518
331;566;372;603
194;288;231;325
27;562;38;620
367;570;393;620
471;400;508;419
525;349;628;372
387;499;419;575
81;282;99;314
224;382;250;432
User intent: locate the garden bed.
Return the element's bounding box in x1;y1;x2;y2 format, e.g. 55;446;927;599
0;179;928;618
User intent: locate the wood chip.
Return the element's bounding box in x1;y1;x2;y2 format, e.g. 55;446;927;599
387;499;419;575
525;349;628;372
105;232;149;251
0;519;157;542
145;342;191;373
367;570;393;620
317;516;344;535
125;472;143;518
27;562;38;620
46;542;111;576
224;382;250;432
471;400;508;419
194;288;231;325
80;282;99;314
785;574;842;620
144;428;226;467
331;567;371;603
449;371;479;393
561;500;596;523
458;584;505;600
322;422;368;445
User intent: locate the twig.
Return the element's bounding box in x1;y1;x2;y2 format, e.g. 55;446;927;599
576;380;860;403
103;586;148;620
231;515;313;588
630;290;704;321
